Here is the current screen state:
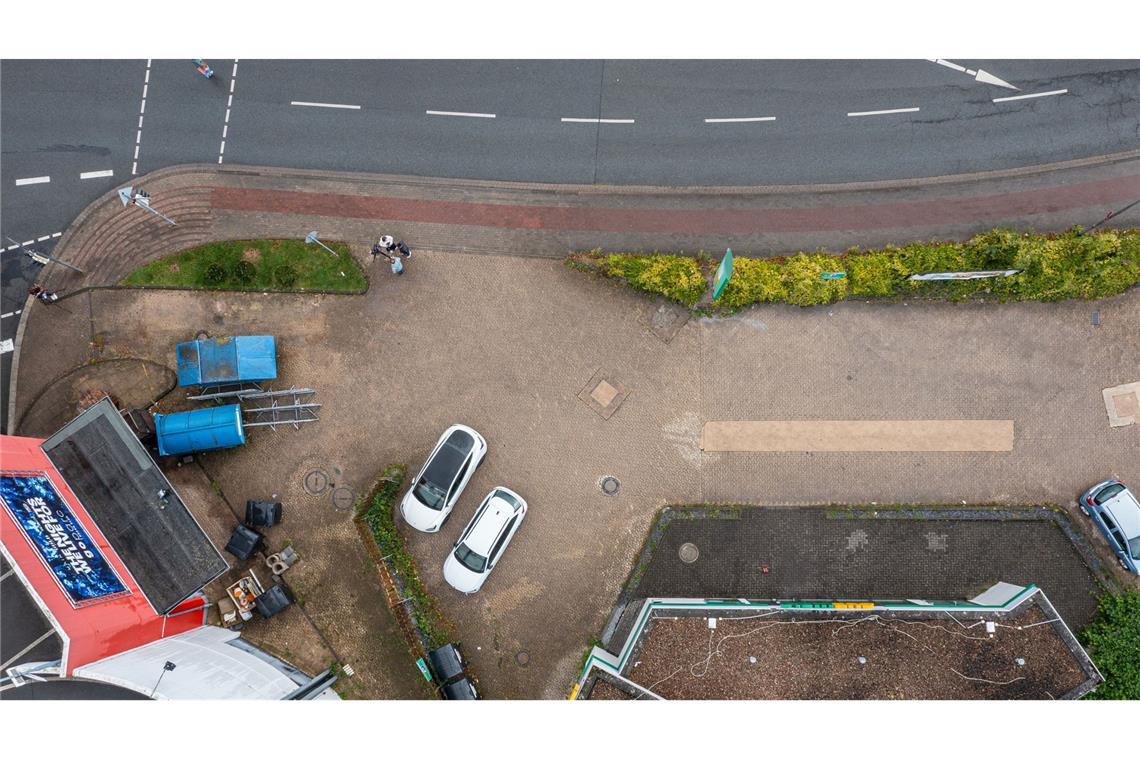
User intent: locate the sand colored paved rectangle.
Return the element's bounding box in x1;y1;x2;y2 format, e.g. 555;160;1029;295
700;420;1015;452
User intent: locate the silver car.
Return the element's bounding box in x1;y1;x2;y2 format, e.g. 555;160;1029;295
443;487;527;594
1079;479;1140;574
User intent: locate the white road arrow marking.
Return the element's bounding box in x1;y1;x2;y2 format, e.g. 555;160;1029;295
931;59;1019;90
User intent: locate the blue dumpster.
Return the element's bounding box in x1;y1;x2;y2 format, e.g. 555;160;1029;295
154;404;246;456
176;336;277;387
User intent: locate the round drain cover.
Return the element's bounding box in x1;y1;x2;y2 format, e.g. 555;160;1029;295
303;469;330;495
679;542;700;563
331;486;355;511
515;650;530;668
600;476;620;496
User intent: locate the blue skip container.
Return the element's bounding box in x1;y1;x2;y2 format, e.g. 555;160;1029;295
155;404;246;456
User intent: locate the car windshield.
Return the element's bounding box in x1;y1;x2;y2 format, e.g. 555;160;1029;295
414;477;447;510
1095;484;1126;505
454;543;487;573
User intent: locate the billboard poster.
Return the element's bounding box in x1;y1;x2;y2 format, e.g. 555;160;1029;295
0;473;129;607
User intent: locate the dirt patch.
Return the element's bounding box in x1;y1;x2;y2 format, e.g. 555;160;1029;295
242;247;261;263
627;603;1087;699
168;263;181;273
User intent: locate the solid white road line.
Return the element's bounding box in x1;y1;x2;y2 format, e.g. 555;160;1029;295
426;110;496;119
992;89;1068;103
79;170;114;180
704;116;777;123
14;176;50;186
291;101;361;110
561;117;635;124
847;107;921;117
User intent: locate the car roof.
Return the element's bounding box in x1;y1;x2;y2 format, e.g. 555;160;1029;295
464;493;517;553
1104;488;1140;539
422;429;474;486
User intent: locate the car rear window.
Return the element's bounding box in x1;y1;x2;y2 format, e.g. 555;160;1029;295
1095;484;1126;505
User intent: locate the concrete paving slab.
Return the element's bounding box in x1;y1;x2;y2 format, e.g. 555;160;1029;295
699;419;1015;452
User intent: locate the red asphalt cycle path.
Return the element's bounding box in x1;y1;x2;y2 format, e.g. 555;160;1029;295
213;174;1140;235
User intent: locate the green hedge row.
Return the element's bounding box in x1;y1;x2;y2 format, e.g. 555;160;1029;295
358;464;451;649
587;228;1140;308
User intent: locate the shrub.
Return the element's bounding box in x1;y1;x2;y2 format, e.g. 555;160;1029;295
273;263;298;288
1080;591;1140;700
232;259;257;285
358;464;451;649
604;254;706;307
578;228;1140;309
202;262;228;286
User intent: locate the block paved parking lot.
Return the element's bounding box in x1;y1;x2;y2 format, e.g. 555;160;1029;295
11;251;1139;698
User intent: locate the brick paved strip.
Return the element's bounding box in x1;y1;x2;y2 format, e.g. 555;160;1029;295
699;420;1015;452
212;174;1140;235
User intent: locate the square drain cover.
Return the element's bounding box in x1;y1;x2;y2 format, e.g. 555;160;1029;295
578;369;629;420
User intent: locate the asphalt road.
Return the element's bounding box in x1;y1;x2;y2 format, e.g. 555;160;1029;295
2;59;1139;430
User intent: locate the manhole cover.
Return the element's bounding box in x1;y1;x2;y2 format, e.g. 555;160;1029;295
679;542;700;563
515;650;530;668
599;476;620;496
303;469;330;495
331;486;355;511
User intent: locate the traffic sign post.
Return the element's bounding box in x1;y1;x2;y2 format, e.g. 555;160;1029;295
118;186;176;226
304;231;338;257
712;248;734;302
5;236;84;273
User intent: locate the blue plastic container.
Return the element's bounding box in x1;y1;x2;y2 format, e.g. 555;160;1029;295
154;404;246;456
176;336;277;387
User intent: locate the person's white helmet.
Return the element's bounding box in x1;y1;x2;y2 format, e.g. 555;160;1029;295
379;235;394;247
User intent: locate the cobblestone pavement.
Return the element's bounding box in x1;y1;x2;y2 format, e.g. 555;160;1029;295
12;251;1139;698
634;508;1103;630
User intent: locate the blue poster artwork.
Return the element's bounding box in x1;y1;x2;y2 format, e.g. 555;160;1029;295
0;473;129;607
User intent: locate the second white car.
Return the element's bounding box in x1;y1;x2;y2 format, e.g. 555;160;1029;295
443;487;527;593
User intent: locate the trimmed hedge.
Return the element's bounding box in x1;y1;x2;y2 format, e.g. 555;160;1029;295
1080;591;1140;700
583;229;1140;308
358;464;451;649
602;253;708;307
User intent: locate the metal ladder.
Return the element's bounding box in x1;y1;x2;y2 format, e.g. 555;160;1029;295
240;388;321;431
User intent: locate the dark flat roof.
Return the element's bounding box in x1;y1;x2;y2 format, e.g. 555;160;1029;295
41;399;227;614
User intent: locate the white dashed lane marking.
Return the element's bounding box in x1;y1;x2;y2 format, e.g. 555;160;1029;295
14;176;50;186
79;170;114;179
290;101;361;110
561;117;635;124
132;59;152;175
219;60;238;164
704;116;777;123
847;107;921;117
3;232;61;253
426;110;496;119
1;310;22;320
992;89;1068;103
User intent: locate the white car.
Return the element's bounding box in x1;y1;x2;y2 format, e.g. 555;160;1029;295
400;425;487;533
443;487;527;594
